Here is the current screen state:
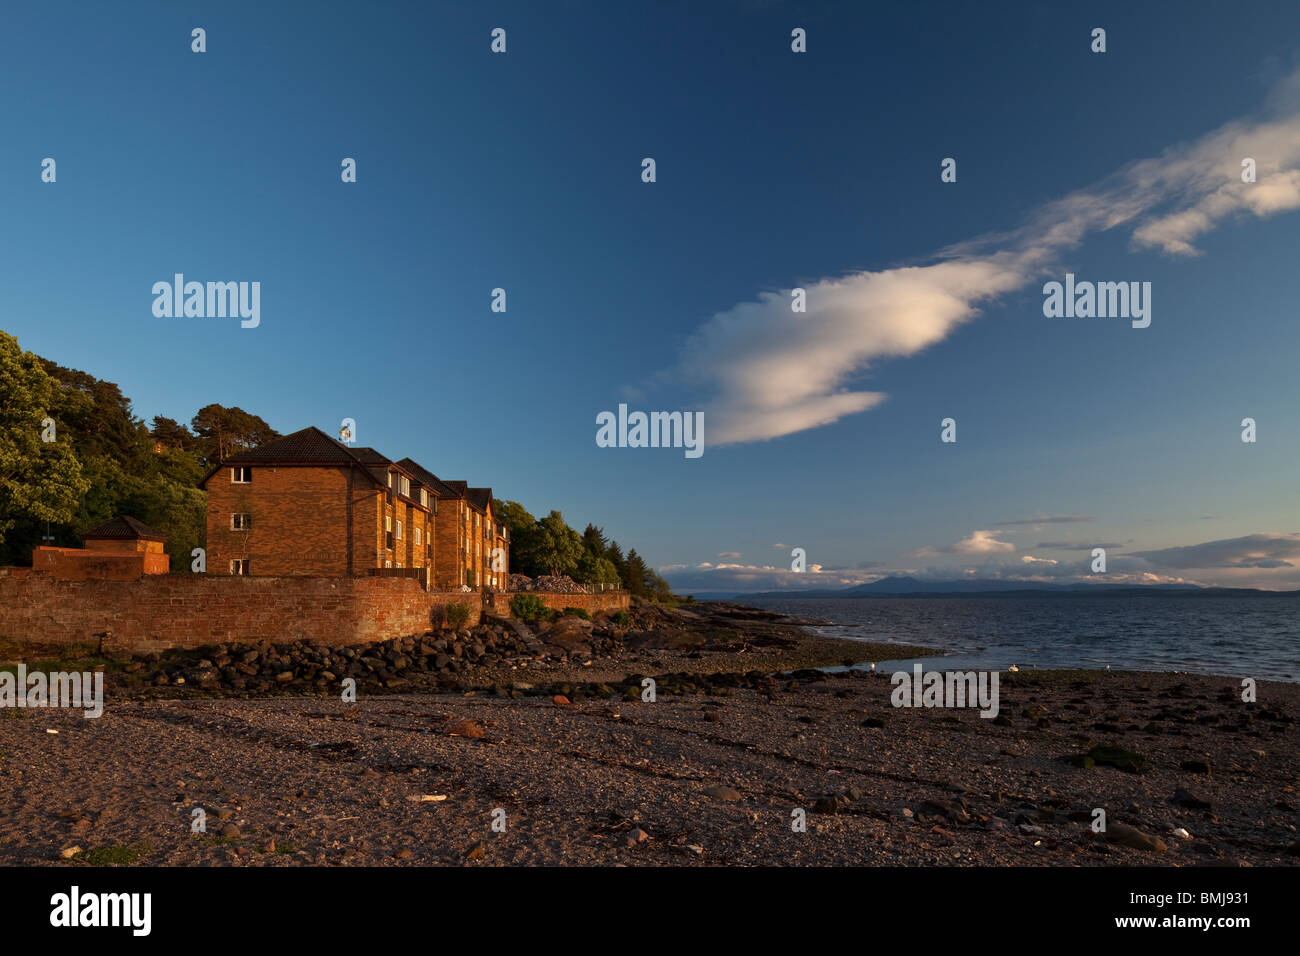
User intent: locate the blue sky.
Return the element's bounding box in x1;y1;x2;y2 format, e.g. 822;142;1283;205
4;1;1300;591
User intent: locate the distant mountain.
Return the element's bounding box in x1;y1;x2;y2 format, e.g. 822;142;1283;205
734;577;1300;600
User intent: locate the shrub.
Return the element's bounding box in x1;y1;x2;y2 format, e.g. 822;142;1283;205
444;602;471;630
559;606;591;620
510;593;554;623
612;610;630;627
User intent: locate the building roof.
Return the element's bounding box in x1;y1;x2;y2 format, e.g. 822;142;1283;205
396;458;461;499
81;515;168;543
199;426;390;487
466;488;493;513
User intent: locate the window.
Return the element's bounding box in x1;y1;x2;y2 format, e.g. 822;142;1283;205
388;472;393;488
230;559;249;575
420;488;428;508
396;520;403;540
399;476;410;497
385;515;392;532
231;513;251;531
231;466;251;484
396;561;403;568
385;559;392;568
415;527;422;546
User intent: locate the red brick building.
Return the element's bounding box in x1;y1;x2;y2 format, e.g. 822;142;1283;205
200;426;507;589
201;427;436;579
32;515;170;580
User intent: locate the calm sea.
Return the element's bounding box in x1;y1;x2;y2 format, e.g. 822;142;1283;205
741;595;1300;682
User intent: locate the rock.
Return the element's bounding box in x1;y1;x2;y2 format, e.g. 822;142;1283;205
446;719;485;739
625;827;650;847
701;785;743;802
861;717;885;729
1170;787;1212;810
1064;744;1146;773
918;798;970;823
60;846;82;859
216;808;234;820
552;694;571;706
394;848;413;860
463;841;486;860
275;671;294;683
219;824;241;839
1105;822;1166;852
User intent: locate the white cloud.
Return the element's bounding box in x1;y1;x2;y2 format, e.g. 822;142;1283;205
654;70;1300;446
919;529;1016;556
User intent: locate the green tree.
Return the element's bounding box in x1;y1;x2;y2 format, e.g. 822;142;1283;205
150;416;196;451
191;404;279;465
0;333;90;550
494;498;542;576
623;548;649;596
532;510;583;577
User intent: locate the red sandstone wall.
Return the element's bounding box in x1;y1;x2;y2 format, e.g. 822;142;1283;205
487;590;630;616
0;570;482;654
31;547;168;581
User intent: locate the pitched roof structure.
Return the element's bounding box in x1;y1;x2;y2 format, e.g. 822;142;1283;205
396;457;461;499
199;426;390;487
81;515;168;542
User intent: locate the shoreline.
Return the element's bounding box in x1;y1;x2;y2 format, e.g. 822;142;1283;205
1;603;1295;867
1;669;1294;866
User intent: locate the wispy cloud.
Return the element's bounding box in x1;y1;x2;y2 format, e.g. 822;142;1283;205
1132;533;1300;569
656;70;1300;446
1037;541;1124;550
994;514;1093;527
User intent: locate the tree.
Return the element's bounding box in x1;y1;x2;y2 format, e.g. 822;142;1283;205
532;510;584;577
494;498;542;576
0;333;90;550
191;404;278;465
150;416;196;451
623;548;649;596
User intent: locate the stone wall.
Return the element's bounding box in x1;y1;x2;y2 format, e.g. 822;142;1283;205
0;570;483;655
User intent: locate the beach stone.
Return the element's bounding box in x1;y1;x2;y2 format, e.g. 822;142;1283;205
919;799;969;823
701;785;742;802
219;824;241;839
1105;822;1166;852
1089;744;1147;772
1171;787;1212;810
626;827;650;847
446;719;484;739
552;694;570;706
464;842;486;860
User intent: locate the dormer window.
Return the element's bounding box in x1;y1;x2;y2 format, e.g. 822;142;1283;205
400;476;411;497
420;488;428;508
